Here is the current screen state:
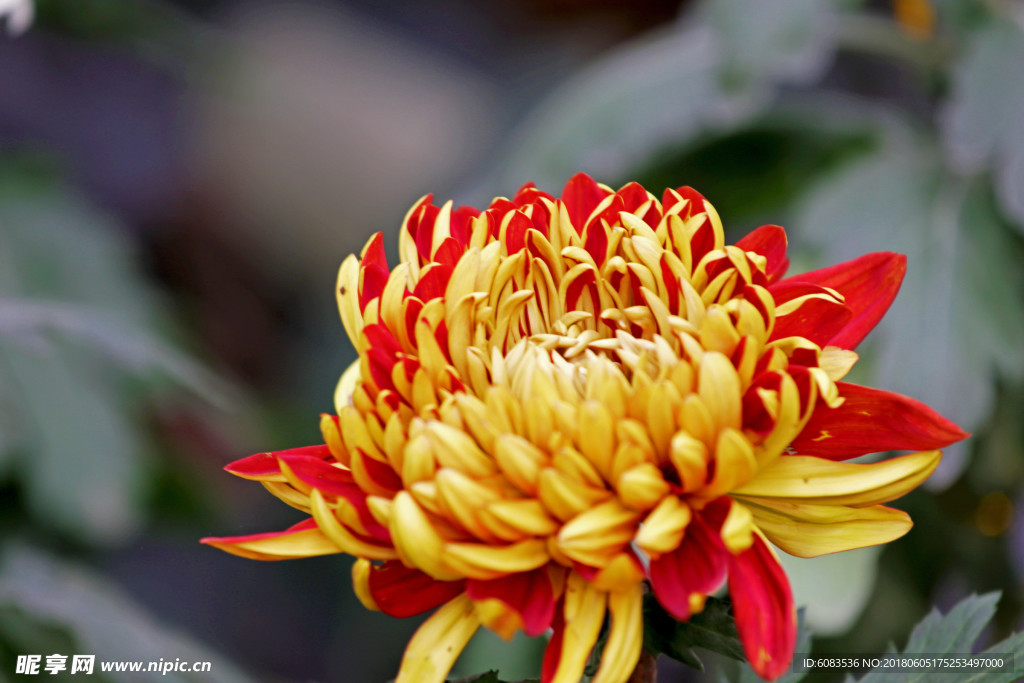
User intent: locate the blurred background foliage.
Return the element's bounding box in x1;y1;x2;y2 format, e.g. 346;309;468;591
1;0;1023;680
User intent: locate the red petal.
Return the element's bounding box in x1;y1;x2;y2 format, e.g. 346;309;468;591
769;285;853;347
561;173;609;234
616;181;651;215
790;252;906;349
728;534;796;681
359;263;389;311
412;263;452;301
360;232;388;272
504;210;531;255
649;504;730;620
467;569;556;637
432;237;463;267
513;182;554;207
540;609;566;683
735;225;789;283
791;382;969;460
450;206;479;246
413;203;442;263
367;561;466;618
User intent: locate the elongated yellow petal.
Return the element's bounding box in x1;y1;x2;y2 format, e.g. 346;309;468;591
201;526;340;561
591;583;643;683
734;450;941;507
442;539;549;580
742;498;912;558
551;573;607;683
396;594;481;683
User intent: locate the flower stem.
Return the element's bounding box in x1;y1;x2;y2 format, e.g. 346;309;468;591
628;651;657;683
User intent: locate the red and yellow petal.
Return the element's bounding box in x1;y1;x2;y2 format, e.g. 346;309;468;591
200;518;340;561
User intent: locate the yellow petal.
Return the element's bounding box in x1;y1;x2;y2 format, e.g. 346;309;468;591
426;421;497;478
700;427;757;498
616;463;670;511
591;583;644;683
391;492;463;581
202;525;339;561
494;434;549;495
634;496;691;556
557;499;641;567
336;254;362;349
334;359;361;415
396;594;481;683
550;573;607;683
538;468;613;522
742;498;913;558
819;346;859;382
720;499;754;554
733;450;942;507
310;489;398;560
442;539;549;580
486;499;560;537
351;558;379;611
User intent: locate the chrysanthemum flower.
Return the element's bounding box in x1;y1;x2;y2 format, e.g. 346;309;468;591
203;174;967;682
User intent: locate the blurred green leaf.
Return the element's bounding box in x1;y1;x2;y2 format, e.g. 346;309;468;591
644;595;745;671
454;629;545;682
941;15;1024;227
0;545;257;682
853;592;1024;683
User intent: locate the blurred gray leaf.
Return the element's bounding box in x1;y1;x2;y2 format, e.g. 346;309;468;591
941;16;1024;228
704;0;839;89
854;592;1024;683
0;545;257;683
0;340;148;543
485;0;844;195
793;139;1024;486
0;298;234;408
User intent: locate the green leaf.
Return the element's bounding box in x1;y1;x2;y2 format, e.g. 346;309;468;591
854;593;1024;683
941;16;1024;228
0;545;258;683
444;670;538;683
643;595;745;671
